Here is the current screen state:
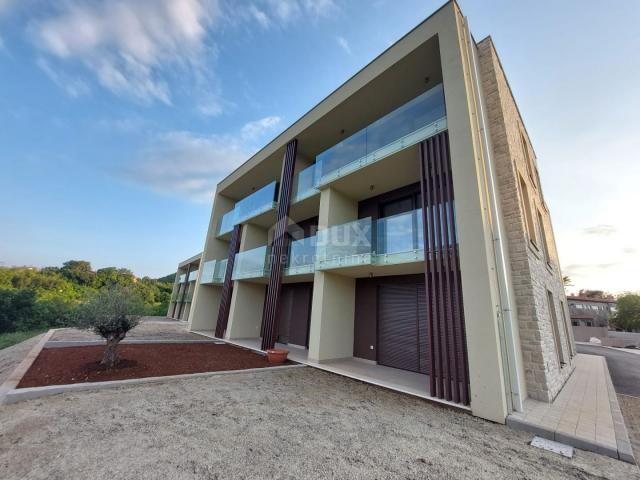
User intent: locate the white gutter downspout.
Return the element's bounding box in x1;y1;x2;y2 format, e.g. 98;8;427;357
464;20;524;413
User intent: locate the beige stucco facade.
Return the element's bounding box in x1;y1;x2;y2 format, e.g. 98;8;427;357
167;1;575;424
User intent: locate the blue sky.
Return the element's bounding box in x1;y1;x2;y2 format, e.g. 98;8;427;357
0;1;638;292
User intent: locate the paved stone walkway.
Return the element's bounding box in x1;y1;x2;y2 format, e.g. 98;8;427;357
508;354;634;463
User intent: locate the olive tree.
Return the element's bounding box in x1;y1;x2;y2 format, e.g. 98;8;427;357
74;285;144;367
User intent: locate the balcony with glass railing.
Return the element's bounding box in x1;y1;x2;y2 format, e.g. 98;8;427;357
291;163;320;204
213;259;228;283
232;246;271;281
285;235;317;276
310;209;426;272
375;209;424;265
217;181;279;236
200;259;229;285
315;218;373;270
315;84;446;186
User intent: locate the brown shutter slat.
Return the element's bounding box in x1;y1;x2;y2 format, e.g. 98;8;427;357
419;131;470;405
261;139;298;350
215;224;242;338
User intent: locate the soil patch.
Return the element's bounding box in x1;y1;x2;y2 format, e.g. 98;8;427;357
17;343;292;388
619;393;640;460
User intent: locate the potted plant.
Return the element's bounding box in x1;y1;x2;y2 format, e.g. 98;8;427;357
266;348;289;364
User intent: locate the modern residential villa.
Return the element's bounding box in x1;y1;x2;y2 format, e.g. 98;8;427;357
167;1;575;424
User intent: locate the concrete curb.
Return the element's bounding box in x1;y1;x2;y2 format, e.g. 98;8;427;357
506;357;636;464
0;329;57;404
603;357;636;464
45;339;224;348
576;342;640;356
2;364;307;405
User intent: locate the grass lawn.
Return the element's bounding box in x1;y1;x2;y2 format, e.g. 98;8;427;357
0;329;46;350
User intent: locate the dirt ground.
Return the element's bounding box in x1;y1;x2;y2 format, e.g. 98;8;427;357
50;317;201;342
1;367;638;480
18;343;291;387
619;394;640;460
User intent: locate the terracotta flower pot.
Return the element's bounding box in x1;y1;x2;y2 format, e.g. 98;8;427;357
266;348;289;364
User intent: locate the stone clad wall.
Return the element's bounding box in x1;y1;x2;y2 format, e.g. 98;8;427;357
477;37;574;402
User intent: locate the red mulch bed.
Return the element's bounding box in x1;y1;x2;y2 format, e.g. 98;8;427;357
18;343;292;388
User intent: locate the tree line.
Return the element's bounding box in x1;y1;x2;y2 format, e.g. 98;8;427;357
0;260;173;334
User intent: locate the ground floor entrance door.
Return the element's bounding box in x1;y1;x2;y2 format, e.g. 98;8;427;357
377;282;429;374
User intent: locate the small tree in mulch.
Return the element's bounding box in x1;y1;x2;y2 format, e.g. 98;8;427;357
73;285;144;368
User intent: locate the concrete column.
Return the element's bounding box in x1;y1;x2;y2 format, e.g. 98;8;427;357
188;192;234;332
225;223;268;340
437;4;508;422
308;271;356;361
308;187;358;362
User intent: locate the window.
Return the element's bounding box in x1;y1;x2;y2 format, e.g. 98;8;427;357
520;131;536;187
546;290;565;368
518;175;537;247
537;209;551;265
560;301;575;357
572;321;578;326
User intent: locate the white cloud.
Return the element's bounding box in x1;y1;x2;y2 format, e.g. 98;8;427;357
248;4;271;29
31;0;219;105
301;0;338;19
242;0;338;28
123;116;282;202
240;115;281;141
264;0;301;23
336;35;351;55
36;57;91;97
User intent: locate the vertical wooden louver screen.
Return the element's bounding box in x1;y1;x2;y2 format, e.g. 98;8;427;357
214;224;242;338
419;131;470;405
261;139;298;350
177;264;192;319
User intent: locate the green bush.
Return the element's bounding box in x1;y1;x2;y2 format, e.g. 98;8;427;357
0;262;173;334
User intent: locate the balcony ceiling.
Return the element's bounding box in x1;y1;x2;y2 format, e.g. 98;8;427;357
322;144;421;202
218;35;441;201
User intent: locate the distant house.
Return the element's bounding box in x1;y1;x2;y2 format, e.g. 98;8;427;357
567;296;617;328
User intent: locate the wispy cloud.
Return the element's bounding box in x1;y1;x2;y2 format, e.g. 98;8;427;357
30;0;219;106
240;115;281;141
336;35;351;55
240;0;339;28
248;4;271;29
301;0;338;19
36;57;90;98
582;224;616;236
122;116;282;202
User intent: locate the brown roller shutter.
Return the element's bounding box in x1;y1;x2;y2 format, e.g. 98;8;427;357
378;283;428;374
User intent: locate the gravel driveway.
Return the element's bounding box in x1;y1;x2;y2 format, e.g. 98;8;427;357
50;317;201;342
1;367;637;479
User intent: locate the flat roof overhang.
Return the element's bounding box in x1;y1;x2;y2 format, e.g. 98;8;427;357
216;4;451;202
